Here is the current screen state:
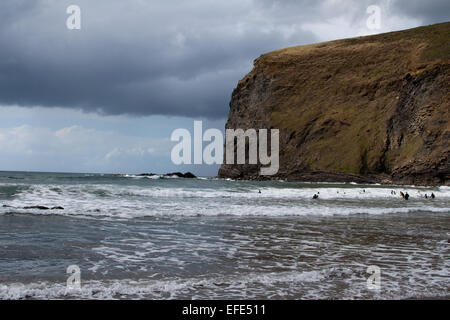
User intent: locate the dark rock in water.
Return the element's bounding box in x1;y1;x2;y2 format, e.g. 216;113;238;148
23;206;50;210
129;172;197;178
166;172;185;178
51;206;64;210
183;172;197;179
2;205;14;208
165;172;197;178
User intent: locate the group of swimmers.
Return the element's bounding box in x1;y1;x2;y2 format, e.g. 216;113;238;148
392;190;436;200
311;190;437;200
399;191;410;200
258;189;436;200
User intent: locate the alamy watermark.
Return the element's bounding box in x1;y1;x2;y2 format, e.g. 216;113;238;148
66;265;81;290
366;5;381;30
66;5;81;30
171;121;279;175
366;265;381;290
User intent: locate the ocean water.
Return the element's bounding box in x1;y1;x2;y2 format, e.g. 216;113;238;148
0;171;448;300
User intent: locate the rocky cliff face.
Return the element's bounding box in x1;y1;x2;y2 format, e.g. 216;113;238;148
218;22;450;185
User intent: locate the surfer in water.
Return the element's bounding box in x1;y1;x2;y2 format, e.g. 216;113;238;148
313;194;319;199
431;193;435;199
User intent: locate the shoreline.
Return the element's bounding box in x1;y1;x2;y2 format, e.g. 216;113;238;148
217;169;449;187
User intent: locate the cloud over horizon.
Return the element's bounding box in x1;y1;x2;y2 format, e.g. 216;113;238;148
1;0;448;119
0;123;172;173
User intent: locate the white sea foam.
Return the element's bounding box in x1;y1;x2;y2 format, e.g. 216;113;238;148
0;182;448;219
0;264;447;300
0;271;323;300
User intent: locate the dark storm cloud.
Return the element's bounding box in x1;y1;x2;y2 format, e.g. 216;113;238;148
0;0;448;118
392;0;450;24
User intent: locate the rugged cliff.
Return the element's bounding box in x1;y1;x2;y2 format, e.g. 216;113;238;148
218;22;450;185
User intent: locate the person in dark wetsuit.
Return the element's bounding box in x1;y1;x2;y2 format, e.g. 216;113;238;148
313;194;319;199
431;193;435;199
404;192;410;200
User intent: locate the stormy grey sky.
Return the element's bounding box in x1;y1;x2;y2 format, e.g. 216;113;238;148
0;0;448;174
